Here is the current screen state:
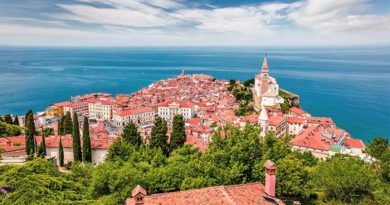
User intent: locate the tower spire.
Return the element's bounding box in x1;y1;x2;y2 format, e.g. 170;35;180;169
261;53;269;74
258;104;269;137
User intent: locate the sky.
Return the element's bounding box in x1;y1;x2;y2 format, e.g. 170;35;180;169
0;0;389;46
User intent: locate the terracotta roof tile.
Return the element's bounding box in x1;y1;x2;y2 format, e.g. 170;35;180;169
126;182;284;205
345;138;365;149
289;107;305;115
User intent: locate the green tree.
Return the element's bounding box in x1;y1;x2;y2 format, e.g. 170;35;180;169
82;117;92;163
41;127;54;136
37;129;46;157
0;122;22;137
276;155;314;198
169;114;186;152
63;111;73;135
4;114;13;124
380;150;390;182
72;113;82;162
366;137;389;160
150;117;169;155
122;121;142;146
314;155;381;203
106;138;134;162
0;159;91;204
59;137;64;167
24;110;36;156
13;115;19;126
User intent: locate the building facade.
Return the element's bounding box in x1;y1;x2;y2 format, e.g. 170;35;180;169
88;100;116;120
63;101;89;117
113;107;155;127
45;135;110;165
157;100;196;124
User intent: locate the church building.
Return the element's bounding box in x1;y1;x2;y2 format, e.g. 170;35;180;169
254;54;284;109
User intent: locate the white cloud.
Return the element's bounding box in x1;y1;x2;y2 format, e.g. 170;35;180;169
50;0;292;35
288;0;390;33
1;0;389;46
54;0;182;28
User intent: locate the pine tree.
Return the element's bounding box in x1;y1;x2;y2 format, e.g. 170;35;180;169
82;116;92;163
63;111;73;135
72;113;82;162
58;116;65;135
150;116;169;155
59;137;64;167
4;114;13;124
170;114;187;152
122;121;142;146
38;129;46;157
13;115;19;126
25;110;36;156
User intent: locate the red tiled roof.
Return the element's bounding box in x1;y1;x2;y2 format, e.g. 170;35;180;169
45;135;111;149
158;100;195;108
54;101;73;107
268;116;286;126
115;107;154;116
187;117;202;125
0;136;42;153
307;117;335;126
289;107;305;115
65;101;89;108
185;135;208;152
291;124;334;151
89;99;117;105
287;117;304;124
345;138;365;149
126;182;284;205
240;113;259;123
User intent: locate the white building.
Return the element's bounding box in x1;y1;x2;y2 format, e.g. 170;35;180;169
88;99;116;120
63;101;89;117
287;117;305;136
45;135;110;165
254;55;284;107
157;100;196;124
113;107;155;127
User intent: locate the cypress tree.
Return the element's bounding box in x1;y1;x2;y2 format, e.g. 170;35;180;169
59;137;64;167
122;121;142;146
4;114;13;125
170;114;187;152
58;116;65;135
24;110;32;127
150;116;169;155
63;111;73;135
24;110;31;154
25;110;36;156
82;116;92;163
72;113;82;162
38;129;46;157
13;115;19;126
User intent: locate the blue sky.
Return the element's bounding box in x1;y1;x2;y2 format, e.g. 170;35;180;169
0;0;389;46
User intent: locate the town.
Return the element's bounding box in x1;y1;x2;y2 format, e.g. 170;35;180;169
1;55;369;164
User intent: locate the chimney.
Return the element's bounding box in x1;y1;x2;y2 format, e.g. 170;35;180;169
132;185;147;205
264;160;276;197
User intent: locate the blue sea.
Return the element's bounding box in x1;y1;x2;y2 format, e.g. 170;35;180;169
0;46;389;142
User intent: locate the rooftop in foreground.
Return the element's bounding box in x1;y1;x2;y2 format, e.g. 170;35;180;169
126;182;284;205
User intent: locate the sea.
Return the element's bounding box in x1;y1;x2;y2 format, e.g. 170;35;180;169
0;46;389;142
